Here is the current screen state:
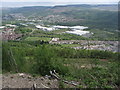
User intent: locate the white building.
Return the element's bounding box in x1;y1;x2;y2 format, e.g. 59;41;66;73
36;25;55;31
66;30;90;36
6;24;17;27
0;26;5;29
51;38;60;42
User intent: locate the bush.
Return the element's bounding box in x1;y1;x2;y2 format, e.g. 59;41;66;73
33;45;69;76
2;43;12;72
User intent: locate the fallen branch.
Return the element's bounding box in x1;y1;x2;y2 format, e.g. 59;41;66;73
41;83;49;88
50;70;61;80
62;80;78;86
50;70;78;86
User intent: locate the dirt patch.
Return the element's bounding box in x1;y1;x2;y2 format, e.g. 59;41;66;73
100;59;108;62
2;73;59;88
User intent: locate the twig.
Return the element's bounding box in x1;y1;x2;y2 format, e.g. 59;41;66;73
41;83;49;88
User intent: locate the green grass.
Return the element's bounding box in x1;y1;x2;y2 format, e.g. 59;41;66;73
2;41;120;88
63;58;110;69
31;29;89;40
87;29;118;40
61;58;120;88
25;37;51;41
51;29;69;34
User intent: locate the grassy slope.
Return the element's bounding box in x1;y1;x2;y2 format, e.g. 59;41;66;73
2;41;120;88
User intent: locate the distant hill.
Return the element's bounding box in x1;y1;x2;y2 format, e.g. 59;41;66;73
2;4;118;31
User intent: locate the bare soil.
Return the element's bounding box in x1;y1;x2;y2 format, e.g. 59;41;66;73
2;73;59;88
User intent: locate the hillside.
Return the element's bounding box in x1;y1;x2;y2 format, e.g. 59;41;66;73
2;4;120;88
2;4;118;30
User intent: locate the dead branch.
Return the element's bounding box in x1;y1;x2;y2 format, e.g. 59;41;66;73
50;70;78;86
41;83;49;88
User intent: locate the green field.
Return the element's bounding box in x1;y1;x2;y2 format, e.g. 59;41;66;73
25;37;51;41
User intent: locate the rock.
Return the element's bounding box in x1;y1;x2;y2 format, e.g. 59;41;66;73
18;73;25;77
81;65;85;68
28;76;32;79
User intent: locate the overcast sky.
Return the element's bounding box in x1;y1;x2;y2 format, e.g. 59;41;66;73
2;0;119;3
1;0;119;7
